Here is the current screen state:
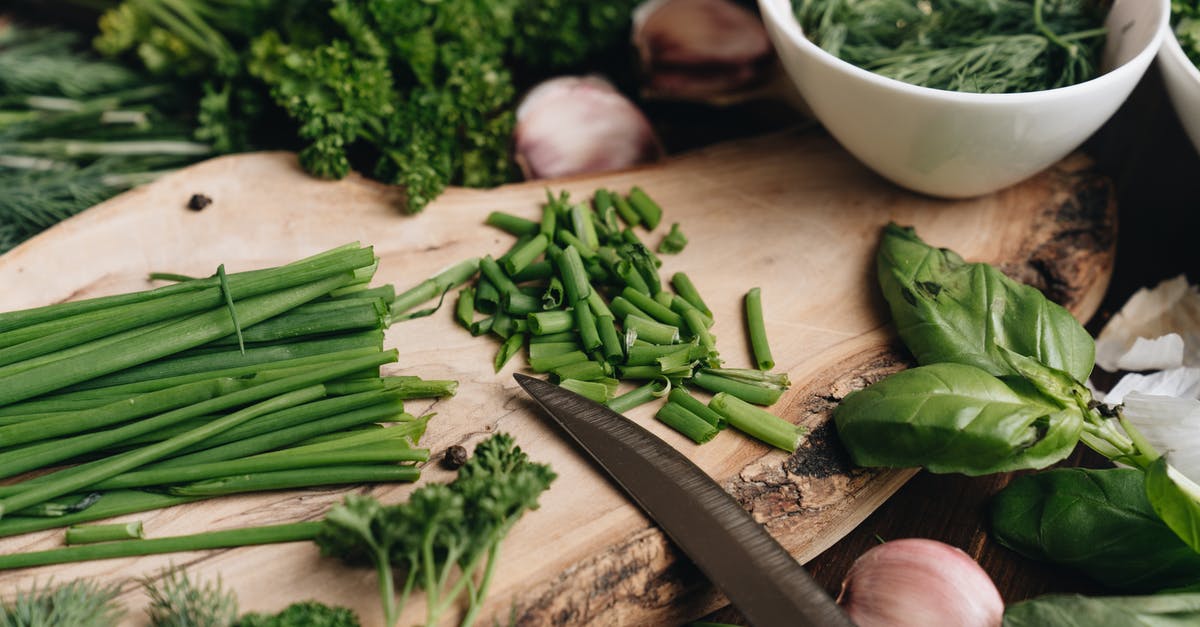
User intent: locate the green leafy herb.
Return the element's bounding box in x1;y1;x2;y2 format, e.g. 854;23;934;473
1173;1;1200;66
144;568;239;627
1003;592;1200;626
315;433;555;627
991;468;1200;592
793;0;1109;93
239;602;361;626
0;579;123;627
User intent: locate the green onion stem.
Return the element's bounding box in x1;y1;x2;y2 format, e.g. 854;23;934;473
0;522;322;570
627;187;663;229
612;192;641;227
744;287;774;370
575;302;601;353
556;246;592;305
501;234;549;276
495;333;526;372
606;378;670;413
595;315;624;364
690;370;782;406
456;287;476;329
485;211;539;236
671;273;712;317
656;403;717;444
528;310;575;336
622;287;684;328
65;521;143;545
624;314;679;345
168;465;420;497
391;258;480;315
709;393;804;452
558;379;611;403
669;388;725;428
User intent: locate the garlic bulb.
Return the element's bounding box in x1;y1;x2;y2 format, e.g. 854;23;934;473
837;538;1003;627
513;76;661;181
632;0;773;100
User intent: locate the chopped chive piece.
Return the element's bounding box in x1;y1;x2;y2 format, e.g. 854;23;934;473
628;187;663;229
585;259;610;283
486;211;540;236
612;191;641;227
528;342;580;360
455;288;476;329
586;289;614;319
530;331;577;344
556;231;597;259
66;521;144;545
385;376;457;399
497;234;532;269
575;301;602;352
392;258;480;316
622;287;684;327
703;368;791;388
744;287;775;370
491;311;520;339
616;260;651;294
616;365;666;379
502;233;549;276
624;314;679;345
709;393;804;452
542;277;564;309
656;347;696;373
556;246;592;305
558;379;611;403
610;296;652;323
627;342;695;366
606;378;671;413
594;192;621;234
512;260;554;283
550;360;607;382
690;370;782;406
469;316;494;336
528;310;574;336
540;203;558;238
502;291;541;316
475;280;500;314
622;241;662;294
528;351;590;373
478;256;519;298
0;522;321;570
669;293;714;328
654;291;673;309
657;223;688;254
669;388;725;428
570;203;601;251
683;309;718;363
494;333;526;372
595;315;623;364
671;272;712;317
656;402;718;444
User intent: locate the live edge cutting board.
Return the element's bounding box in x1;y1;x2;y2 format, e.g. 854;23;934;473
0;130;1115;626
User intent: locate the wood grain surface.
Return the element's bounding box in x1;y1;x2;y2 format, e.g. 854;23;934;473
0;129;1116;626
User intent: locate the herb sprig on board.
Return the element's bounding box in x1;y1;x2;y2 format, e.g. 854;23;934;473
792;0;1109;93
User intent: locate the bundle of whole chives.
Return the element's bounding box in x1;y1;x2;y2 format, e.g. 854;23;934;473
400;188;801;452
0;244;457;534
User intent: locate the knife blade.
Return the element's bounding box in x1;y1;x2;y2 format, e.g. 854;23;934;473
514;373;854;627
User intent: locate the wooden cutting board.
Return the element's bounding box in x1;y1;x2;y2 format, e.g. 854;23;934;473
0;130;1115;626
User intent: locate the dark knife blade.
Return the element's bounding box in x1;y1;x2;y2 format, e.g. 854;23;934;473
514;373;853;627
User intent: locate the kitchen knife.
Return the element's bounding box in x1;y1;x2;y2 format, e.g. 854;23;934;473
514;373;854;627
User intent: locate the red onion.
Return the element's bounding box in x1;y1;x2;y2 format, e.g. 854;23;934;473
837;538;1003;627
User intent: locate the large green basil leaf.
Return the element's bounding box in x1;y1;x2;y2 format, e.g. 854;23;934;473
877;224;1095;383
1146;456;1200;553
833;362;1081;475
991;468;1200;592
1004;593;1200;626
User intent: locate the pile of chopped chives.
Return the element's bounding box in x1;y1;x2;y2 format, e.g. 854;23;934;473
394;188;803;452
0;243;457;538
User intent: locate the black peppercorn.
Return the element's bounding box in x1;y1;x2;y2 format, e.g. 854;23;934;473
441;445;468;470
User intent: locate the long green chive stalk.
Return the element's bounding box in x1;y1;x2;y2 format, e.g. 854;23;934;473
0;522;322;570
0;244;455;547
400;188;796;450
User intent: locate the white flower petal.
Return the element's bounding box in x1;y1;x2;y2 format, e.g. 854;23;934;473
1095;275;1200;372
1103;367;1200;404
1123;392;1200;482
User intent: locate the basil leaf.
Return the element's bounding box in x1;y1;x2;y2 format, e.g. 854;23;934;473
991;468;1200;592
1146;456;1200;553
1004;593;1200;626
877;224;1095;383
833;363;1081;475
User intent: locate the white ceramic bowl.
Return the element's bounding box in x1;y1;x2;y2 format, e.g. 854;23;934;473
1158;17;1200;153
758;0;1169;198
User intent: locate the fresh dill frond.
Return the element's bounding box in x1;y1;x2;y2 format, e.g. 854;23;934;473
0;579;124;627
793;0;1109;93
143;568;239;627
